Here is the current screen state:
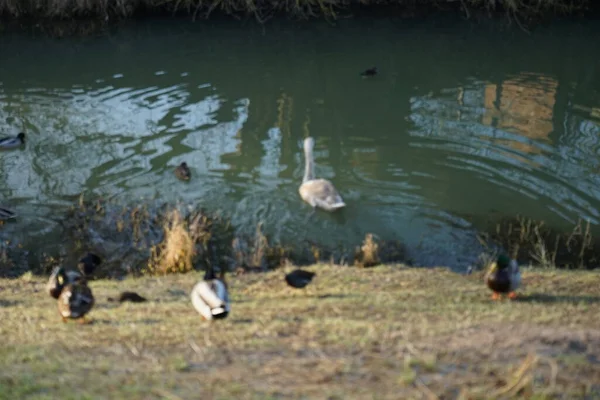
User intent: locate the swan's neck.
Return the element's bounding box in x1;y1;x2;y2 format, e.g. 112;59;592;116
303;146;315;183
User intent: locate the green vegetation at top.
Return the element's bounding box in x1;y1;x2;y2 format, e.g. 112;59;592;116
0;0;593;21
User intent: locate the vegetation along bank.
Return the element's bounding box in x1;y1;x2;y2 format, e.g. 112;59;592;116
0;0;596;22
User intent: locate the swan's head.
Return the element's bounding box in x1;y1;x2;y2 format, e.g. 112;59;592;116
303;137;315;153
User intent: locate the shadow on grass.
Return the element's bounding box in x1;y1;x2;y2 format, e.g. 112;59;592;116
0;299;20;307
517;293;600;304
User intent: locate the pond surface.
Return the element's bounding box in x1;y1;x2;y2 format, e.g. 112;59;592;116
0;15;599;270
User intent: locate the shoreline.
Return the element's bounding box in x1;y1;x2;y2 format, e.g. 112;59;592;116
1;196;599;280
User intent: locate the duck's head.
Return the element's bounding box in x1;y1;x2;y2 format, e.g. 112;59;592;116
50;266;67;284
496;254;511;269
180;162;188;168
303;137;315;153
203;265;216;281
17;132;25;142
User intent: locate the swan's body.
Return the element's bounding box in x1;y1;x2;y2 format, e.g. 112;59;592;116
191;268;230;320
299;137;345;211
0;132;25;149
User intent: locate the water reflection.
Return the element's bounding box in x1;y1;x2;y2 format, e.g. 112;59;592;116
0;17;600;270
409;71;600;229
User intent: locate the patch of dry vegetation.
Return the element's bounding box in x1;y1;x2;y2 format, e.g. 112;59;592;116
479;216;600;270
1;265;599;399
0;0;591;22
148;209;196;274
354;233;380;268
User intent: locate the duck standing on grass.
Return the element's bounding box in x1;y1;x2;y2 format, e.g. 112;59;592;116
175;162;191;181
485;254;521;300
0;132;25;149
58;281;95;324
285;268;316;289
299;137;345;212
46;266;85;299
77;252;102;277
191;266;230;320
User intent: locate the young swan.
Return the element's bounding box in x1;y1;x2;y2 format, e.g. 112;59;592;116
190;267;230;321
298;137;345;211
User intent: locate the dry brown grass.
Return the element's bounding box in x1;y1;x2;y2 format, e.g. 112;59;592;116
148;209;196;274
479;216;600;270
354;233;381;268
0;0;591;21
1;265;599;399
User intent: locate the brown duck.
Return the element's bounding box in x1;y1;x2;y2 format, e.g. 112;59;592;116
57;282;95;324
175;162;191;181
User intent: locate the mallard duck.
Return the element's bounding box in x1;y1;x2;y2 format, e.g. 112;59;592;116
46;266;85;300
57;282;95;323
0;132;25;149
285;269;316;289
299;137;345;211
175;162;191;181
485;254;521;300
77;252;102;277
360;67;378;77
190;266;230;320
0;206;16;220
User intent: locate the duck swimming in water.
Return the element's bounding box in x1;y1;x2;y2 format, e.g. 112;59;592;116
485;254;521;300
298;137;345;212
175;162;191;181
0;132;25;149
360;67;378;77
190;266;230;321
0;206;16;220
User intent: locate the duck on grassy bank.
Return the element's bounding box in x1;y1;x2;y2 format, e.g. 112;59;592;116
46;266;85;300
485;254;521;300
58;281;95;324
191;266;230;320
285;268;316;289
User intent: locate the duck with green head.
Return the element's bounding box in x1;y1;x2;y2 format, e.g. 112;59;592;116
485;254;521;300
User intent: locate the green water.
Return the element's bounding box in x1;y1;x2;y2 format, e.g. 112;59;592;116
0;16;599;269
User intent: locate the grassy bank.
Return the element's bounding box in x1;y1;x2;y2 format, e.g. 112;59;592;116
0;0;592;22
1;264;599;399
